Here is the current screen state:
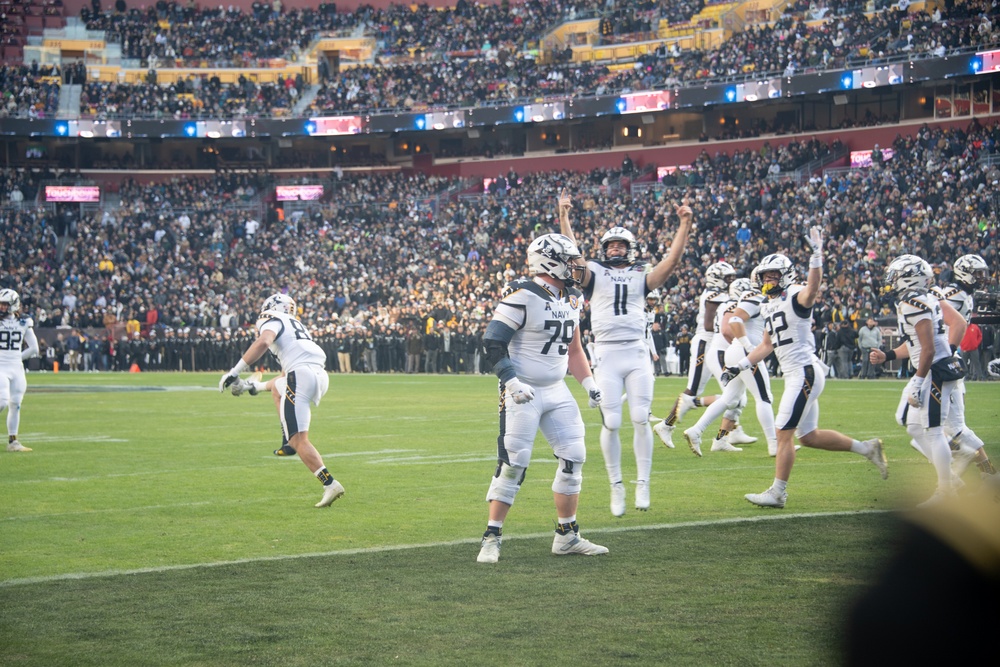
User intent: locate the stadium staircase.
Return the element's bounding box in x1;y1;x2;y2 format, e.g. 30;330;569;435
292;86;319;117
58;84;82;117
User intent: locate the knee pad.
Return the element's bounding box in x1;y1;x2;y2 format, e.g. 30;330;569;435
486;461;526;506
602;410;622;432
552;458;583;496
952;428;984;452
628;404;649;426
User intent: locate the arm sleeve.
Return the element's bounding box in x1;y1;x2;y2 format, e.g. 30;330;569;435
21;328;39;360
483;319;517;382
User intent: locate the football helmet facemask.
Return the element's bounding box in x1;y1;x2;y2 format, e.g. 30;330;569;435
755;254;795;297
705;262;737;290
953;254;988;291
528;233;584;286
599;227;638;266
0;288;21;316
884;254;933;298
260;293;297;317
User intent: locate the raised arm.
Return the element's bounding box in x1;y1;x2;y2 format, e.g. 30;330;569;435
796;225;823;309
558;189;593;288
646;198;693;291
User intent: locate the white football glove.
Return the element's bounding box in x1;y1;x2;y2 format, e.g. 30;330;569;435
582;376;602;408
219;371;239;393
806;225;824;253
506;377;535;404
905;375;924;408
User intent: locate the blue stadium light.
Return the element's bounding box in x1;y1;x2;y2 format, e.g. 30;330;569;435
970;56;983;74
304;121;317;134
724;87;737;103
415;116;427;131
183;122;197;137
841;74;854;90
615;98;627;113
513;107;525;123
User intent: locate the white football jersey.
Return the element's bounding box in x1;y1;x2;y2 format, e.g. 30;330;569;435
0;315;33;369
695;287;730;338
896;292;950;364
760;285;817;372
584;261;649;343
256;311;327;373
709;298;735;352
492;277;583;386
734;293;767;346
930;284;972;322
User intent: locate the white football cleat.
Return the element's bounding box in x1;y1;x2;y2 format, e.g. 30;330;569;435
6;440;31;452
917;488;957;509
315;480;345;508
675;393;697;421
635;480;650;511
682;428;703;457
477;533;501;563
231;371;263;397
552;531;609;556
653;421;675;449
711;438;743;452
610;481;626;517
863;438;889;480
745;487;787;508
728;425;758;445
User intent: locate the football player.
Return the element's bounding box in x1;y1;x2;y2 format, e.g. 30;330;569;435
0;289;39;452
869;255;968;506
220;293;345;508
723;229;888;508
653;260;756;449
683;274;779;456
476;233;607;563
559;192;692;516
930;254;996;483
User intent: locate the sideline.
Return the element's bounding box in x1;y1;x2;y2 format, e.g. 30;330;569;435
0;509;891;588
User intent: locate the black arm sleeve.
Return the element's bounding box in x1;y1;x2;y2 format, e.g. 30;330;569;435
483;320;517;382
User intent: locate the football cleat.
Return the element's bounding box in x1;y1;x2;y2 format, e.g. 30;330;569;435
653;421;675;449
682;428;703;457
863;439;889;480
610;481;626;517
315;480;345;508
917;488;957;509
727;425;758;445
711;438;743;452
477;533;502;563
552;531;609;556
745;487;787;508
675;393;697;422
635;480;650;511
6;440;31;452
274;444;297;456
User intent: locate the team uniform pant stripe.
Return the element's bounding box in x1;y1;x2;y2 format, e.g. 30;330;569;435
687;340;707;392
496;381;510;465
283;371;300;438
752;365;771;404
780;365;814;431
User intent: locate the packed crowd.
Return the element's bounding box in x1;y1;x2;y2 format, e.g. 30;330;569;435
0;0;972;119
81;72;302;119
0;63;61;118
2;120;998;374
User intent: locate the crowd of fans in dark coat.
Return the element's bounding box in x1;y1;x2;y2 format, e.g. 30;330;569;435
2;120;998;375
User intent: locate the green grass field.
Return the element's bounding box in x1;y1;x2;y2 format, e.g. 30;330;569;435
2;372;998;666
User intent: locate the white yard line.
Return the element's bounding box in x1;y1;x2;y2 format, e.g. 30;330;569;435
0;510;890;588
